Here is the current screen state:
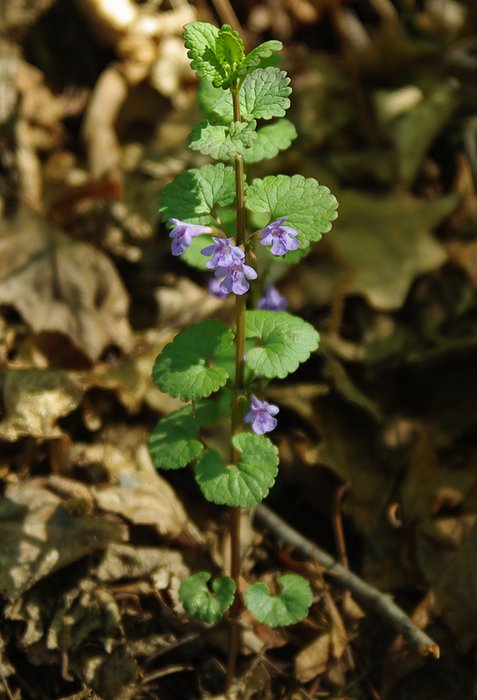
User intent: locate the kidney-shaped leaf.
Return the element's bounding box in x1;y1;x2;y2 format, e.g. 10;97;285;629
179;571;235;623
195;432;278;507
245;574;313;627
245;311;319;379
152;319;233;401
149;401;218;470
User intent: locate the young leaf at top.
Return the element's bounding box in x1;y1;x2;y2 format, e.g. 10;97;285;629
243;119;297;164
195;432;279;507
189;120;257;161
152;319;233;401
245;311;319;379
240;67;291;120
237;40;283;78
215;24;245;77
245;174;338;247
160;163;235;227
245;574;312;627
183;23;245;89
179;571;235;623
149;401;218;470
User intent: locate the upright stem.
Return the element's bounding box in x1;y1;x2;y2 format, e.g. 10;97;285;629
226;84;247;689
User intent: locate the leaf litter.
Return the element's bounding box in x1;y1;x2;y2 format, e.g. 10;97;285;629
1;1;477;698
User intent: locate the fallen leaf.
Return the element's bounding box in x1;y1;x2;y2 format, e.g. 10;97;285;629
75;442;204;544
294;632;331;682
0;209;133;359
432;520;477;652
0;479;125;600
0;368;86;441
329;191;458;310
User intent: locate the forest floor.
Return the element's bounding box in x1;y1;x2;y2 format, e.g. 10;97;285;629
1;1;477;698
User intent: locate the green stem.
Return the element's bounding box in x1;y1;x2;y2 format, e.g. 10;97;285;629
226;83;247;690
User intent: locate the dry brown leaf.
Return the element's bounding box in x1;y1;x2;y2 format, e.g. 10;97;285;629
0;479;125;600
330;191;458;310
294;632;331;682
94;542;188;590
0;210;133;359
76;442;204;545
0;368;86;441
432;520;477;652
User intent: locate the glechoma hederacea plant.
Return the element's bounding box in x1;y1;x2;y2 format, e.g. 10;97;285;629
149;21;338;677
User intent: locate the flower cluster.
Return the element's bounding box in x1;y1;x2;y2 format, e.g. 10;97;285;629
167;216;299;434
168;216;300;298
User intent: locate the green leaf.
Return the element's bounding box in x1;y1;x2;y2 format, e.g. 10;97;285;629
245;311;319;379
152;319;233;401
241;67;291;120
215;25;245;75
245;174;338;247
198;80;232;124
149;401;218;470
195;433;279;507
237;40;283;78
189;120;257;160
160;163;235;227
183;22;225;88
183;23;246;89
198;69;291;124
243;119;297;163
245;574;312;627
179;571;235;623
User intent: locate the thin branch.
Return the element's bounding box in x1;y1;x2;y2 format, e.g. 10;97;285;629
255;504;440;659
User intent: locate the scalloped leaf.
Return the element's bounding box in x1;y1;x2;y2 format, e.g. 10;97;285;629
183;23;245;89
241;67;291;120
152;319;233;401
237;40;283;78
245;174;338;248
149;401;218;470
243;119;297;164
189;120;257;161
245;311;319;379
215;25;245;75
183;22;225;88
179;571;235;623
195;433;279;507
159;163;235;227
245;574;312;627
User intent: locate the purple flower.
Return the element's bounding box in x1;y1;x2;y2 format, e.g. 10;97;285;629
214;261;258;296
169;218;211;256
259;217;300;256
257;284;288;311
245;395;279;434
208;277;228;299
201;237;244;269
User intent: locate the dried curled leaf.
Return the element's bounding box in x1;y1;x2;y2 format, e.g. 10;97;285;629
0;210;133;359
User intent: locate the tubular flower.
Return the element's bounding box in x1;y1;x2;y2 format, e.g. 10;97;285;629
259;217;300;256
169;218;212;256
257;284;288;311
245;395;279;434
201;237;244;269
214;261;258;296
208;277;228;299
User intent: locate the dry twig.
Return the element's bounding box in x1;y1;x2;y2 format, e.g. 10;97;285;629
255;504;440;659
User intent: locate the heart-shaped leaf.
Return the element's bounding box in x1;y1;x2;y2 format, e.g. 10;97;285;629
195;432;279;507
152;319;233;401
245;311;319;379
179;571;235;623
245;574;312;627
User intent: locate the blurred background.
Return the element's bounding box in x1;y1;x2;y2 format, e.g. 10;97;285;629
1;1;477;698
